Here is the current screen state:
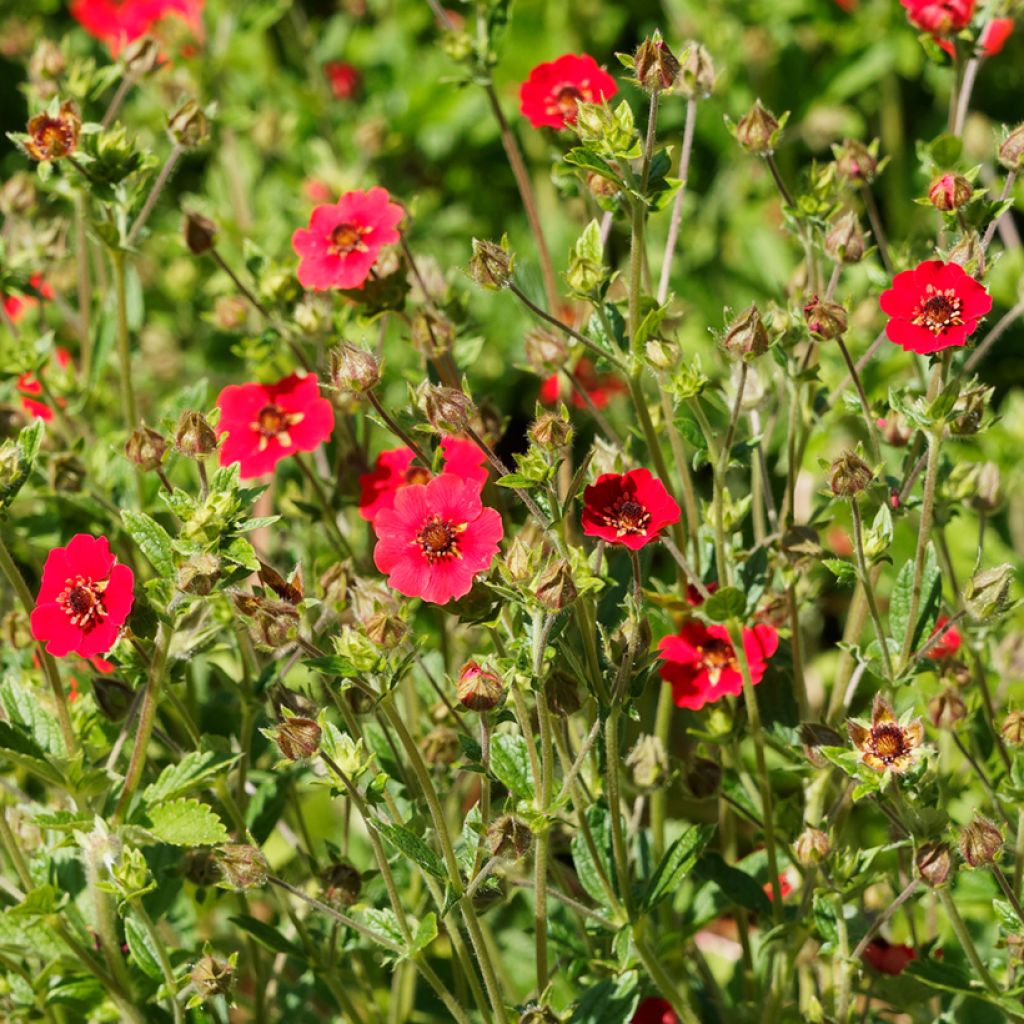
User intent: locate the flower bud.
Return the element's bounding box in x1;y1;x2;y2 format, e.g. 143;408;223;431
795;827;830;866
803;296;847;340
174;410;218;458
364;611;407;649
528;412;573;450
800;722;846;768
721;303;770;360
168;99;209;148
916;842;952;887
183;211;217;255
948;231;985;274
320;862;362;907
824;212;866;264
645;339;680;371
928;172;973;212
120;35;161;77
456;661;504;712
626;734;669;791
215;843;269;890
950;382;992;436
419;383;476;433
421;726;460;767
829;450;873;497
633;32;681;93
928;689;966;729
964;564;1014;621
524;328;568;374
877;414;912;447
677;42;716;99
546;670;581;716
24;101;80;161
177;552;221;596
832;138;879;183
191;954;235;999
487;813;532;859
182;847;220;887
330;344;381;396
1002;711;1024;746
410;308;455;357
998;123;1024;170
734;100;782;155
503;535;534;583
959;815;1003;868
586;171;620;200
535;559;578;611
469;238;514;289
264;717;321;762
686;756;722;798
125;424;167;471
92;675;135;722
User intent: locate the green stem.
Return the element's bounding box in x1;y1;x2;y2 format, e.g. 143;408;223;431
130;900;183;1024
634;932;700;1024
937;886;1001;994
605;708;634;918
532;612;554;994
111;250;138;434
850;500;895;682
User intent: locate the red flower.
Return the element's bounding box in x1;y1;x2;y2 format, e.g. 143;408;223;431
291;187;403;291
373;474;503;605
900;0;974;35
358;436;488;521
863;938;916;975
631;998;678;1024
216;372;335;479
325;61;361;100
30;535;135;658
17;347;72;422
686;581;718;607
657;620;779;711
304;179;333;204
764;872;794;901
540;357;627;410
879;260;991;355
834;0;858;10
980;17;1013;55
581;469;680;550
70;0;204;55
3;273;54;325
519;54;618;130
926;614;962;660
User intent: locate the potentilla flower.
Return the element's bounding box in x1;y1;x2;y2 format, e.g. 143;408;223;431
657;620;780;711
763;871;794;901
358;435;488;522
925;614;962;660
848;693;925;774
540;357;627;409
216;373;335;479
518;54;618;130
879;260;991;355
70;0;204;55
291;187;404;291
631;998;678;1024
900;0;974;35
30;534;135;658
17;346;71;422
581;469;681;550
325;61;361;100
3;273;54;324
373;473;503;605
23;102;80;162
863;938;916;975
980;17;1014;55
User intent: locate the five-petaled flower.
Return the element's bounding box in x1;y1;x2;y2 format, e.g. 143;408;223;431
216;373;335;479
925;614;962;660
657;620;780;711
3;273;54;325
581;469;681;550
863;938;916;975
519;54;618;130
23;102;81;162
373;474;503;605
848;693;925;774
70;0;205;55
18;346;72;422
30;535;135;658
899;0;974;35
540;357;627;409
631;998;678;1024
358;436;488;522
879;260;991;354
291;187;404;291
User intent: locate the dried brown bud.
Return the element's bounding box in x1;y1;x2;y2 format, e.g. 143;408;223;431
928;172;973;212
833;138;879;183
364;611;407;649
959;815;1003;868
722;304;770;360
633;32;681;92
191;954;235;999
916;841;952;887
998;123;1024;170
626;734;669;791
928;689;966;729
677;42;716;99
824;212;866;264
24;101;80;161
487;814;532;859
469;238;514;289
183;211;218;255
174;410;218;458
803;296;848;340
168;98;209;148
125;424;167;471
735;100;781;155
795;827;830;866
686;756;722;798
215;843;269;890
457;661;504;712
330;344;381;396
829;450;873;497
421;726;460;766
529;412;573;450
264;717;321;761
420;384;476;433
320;862;362;908
535;559;578;611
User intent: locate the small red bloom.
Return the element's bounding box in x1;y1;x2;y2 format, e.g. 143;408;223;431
358;436;487;522
764;872;794;901
325;61;361;100
686;581;719;607
70;0;204;55
216;373;335;479
17;346;72;422
631;998;678;1024
926;614;962;660
519;54;618;130
980;17;1013;55
540;357;627;410
373;474;503;605
291;187;403;291
863;938;916;975
304;179;333;204
30;535;135;658
658;620;779;711
900;0;974;35
3;274;54;325
879;260;991;355
581;469;680;550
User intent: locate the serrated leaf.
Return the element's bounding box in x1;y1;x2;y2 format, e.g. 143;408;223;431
122;510;176;579
702;586;746;623
571;804;616;905
489;732;535;800
0;677;66;759
362;908;405;948
890;544;940;650
143;750;240;805
143;798;229;846
124;914;164;981
409;913;438;957
567;970;640;1024
641;824;715;911
376;821;446;880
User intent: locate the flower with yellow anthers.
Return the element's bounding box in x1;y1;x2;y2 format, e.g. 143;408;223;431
848;693;924;775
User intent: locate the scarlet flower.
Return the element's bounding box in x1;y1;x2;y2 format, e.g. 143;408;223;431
763;872;794;901
519;54;618;130
325;61;361;100
926;614;962;660
291;187;404;291
686;581;718;607
979;17;1013;55
657;620;780;711
3;273;54;324
581;469;681;550
216;373;335;479
303;179;333;204
358;436;488;522
879;260;991;355
631;998;678;1024
900;0;974;35
540;357;627;409
373;474;503;605
30;535;135;658
863;938;916;975
17;346;71;422
70;0;204;55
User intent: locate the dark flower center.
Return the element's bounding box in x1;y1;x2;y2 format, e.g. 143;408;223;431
258;404;286;435
57;575;108;631
911;285;963;335
696;637;736;685
415;515;464;564
31;118;74;156
330;223;369;255
600;496;652;537
554;86;584;118
252;403;304;452
869;724;908;764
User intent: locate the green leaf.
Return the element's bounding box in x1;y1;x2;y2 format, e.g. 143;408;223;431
362;908;405;948
124;914;164;981
375;821;446;881
567;970;640;1024
823;558;858;586
692;852;772;917
143;750;241;805
143;798;229;846
489;733;536;800
890;543;940;650
571;804;616;905
0;419;45;509
641;824;715;911
0;677;66;759
409;913;438;957
122;510;176;579
230;914;306;960
702;586;746;623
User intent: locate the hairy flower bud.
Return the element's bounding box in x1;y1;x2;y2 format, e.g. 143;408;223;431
524;328;568;374
928;172;973;212
633;32;681;92
829;450;873;497
998;123;1024;170
183;211;218;254
959;815;1003;868
487;814;532;859
215;843;269;890
120;34;161;77
125;424;167;471
1002;711;1024;746
677;42;716;99
535;559;578;611
364;610;407;649
722;303;770;360
795;827;830;866
626;734;669;791
168;98;209;148
421;726;460;766
264;717;321;762
191;954;235;999
803;297;847;339
824;212;866;264
177;552;221;596
877;414;912;447
916;842;952;887
420;384;476;433
948;230;985;274
469;237;514;289
964;564;1014;621
833;138;879;183
928;689;966;729
529;412;573;450
734;100;782;155
330;344;381;396
174;410;218;458
320;862;362;908
456;661;504;712
23;101;80;161
686;756;722;798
